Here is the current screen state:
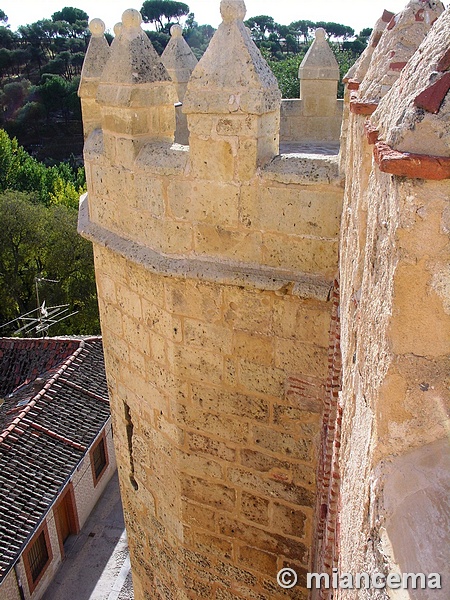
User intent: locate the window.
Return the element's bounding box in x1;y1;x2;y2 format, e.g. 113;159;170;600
28;531;49;582
90;431;109;486
24;523;52;593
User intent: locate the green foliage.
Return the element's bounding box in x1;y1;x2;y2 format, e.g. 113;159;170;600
329;43;359;96
264;52;305;98
141;0;190;32
0;129;85;206
0;9;6;23
51;7;89;24
183;14;214;59
145;30;170;54
0;190;99;335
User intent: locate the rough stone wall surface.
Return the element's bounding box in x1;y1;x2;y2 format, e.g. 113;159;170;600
78;2;345;599
371;7;450;156
95;245;333;599
72;422;117;529
358;0;445;103
337;5;450;598
0;570;21;600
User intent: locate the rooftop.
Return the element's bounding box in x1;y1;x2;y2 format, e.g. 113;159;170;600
0;337;110;583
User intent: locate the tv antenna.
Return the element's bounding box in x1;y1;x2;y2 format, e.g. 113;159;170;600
0;277;78;337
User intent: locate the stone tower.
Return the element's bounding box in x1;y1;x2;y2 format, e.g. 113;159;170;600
78;1;450;599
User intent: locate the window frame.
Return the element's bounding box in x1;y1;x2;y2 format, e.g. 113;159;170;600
23;521;53;594
90;430;109;487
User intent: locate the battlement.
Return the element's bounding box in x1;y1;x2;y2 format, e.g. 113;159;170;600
77;2;449;599
79;4;344;296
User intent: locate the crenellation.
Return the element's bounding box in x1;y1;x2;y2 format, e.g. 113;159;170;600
77;2;449;599
161;24;198;145
78;18;110;139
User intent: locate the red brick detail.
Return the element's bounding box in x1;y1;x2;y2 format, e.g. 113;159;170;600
364;120;379;145
313;279;342;600
382;9;396;22
415;8;425;21
389;61;408;72
437;48;450;72
347;79;360;90
374;142;450;180
414;72;450;114
350;99;378;115
387;15;397;30
371;32;383;48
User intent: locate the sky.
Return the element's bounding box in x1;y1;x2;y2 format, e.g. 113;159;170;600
1;0;414;36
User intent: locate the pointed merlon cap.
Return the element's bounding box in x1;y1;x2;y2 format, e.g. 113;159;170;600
344;10;394;83
299;28;340;81
161;24;198;84
371;7;450;158
183;0;281;115
78;18;110;96
99;9;171;87
111;22;123;46
358;0;445;104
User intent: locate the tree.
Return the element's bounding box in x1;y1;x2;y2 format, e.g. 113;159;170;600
0;191;47;320
51;7;89;24
140;0;190;32
315;21;354;41
0;9;7;23
289;20;315;44
244;15;276;42
0;190;99;335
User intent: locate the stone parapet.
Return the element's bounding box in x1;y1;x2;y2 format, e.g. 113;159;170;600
78;19;110;139
96;9;176;167
161;25;198;144
78;2;345;598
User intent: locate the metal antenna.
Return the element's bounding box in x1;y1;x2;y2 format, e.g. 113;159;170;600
0;277;78;337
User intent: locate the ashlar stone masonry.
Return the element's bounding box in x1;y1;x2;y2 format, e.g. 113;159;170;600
78;1;449;599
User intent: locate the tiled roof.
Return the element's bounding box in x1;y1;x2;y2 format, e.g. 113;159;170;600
0;337;110;583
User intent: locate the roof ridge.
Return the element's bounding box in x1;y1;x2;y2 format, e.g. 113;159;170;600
0;340;86;444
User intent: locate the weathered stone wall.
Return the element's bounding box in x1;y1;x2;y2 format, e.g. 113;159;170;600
336;4;449;598
78;2;344;599
94;246;333;599
0;570;21;600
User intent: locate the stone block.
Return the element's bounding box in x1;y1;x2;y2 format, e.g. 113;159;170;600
183;501;217;532
191;385;270;423
181;474;236;512
275;338;328;379
242;186;341;238
170;345;224;385
237;545;278;575
241;492;270;526
165;279;223;322
273;297;331;348
223;288;273;334
184;318;233;354
188;432;236;462
194;225;262;263
189;136;235;182
134;175;165;216
237;361;285;397
169;180;239;225
175;404;249;444
271;503;307;539
252;425;314;463
233;331;274;366
218;516;308;562
262;233;338;275
184;529;233;561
